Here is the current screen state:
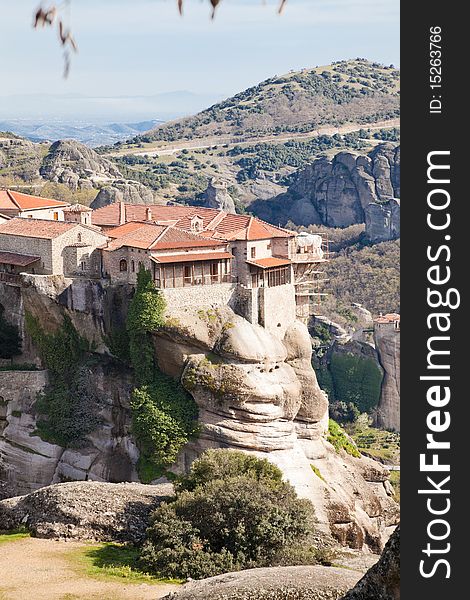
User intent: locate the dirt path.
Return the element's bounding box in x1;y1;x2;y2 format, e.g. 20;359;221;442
108;119;400;157
0;538;179;600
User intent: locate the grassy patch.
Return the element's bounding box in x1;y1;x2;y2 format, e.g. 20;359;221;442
0;530;30;545
327;419;361;458
70;542;182;585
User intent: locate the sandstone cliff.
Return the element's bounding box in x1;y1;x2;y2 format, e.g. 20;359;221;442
251;143;400;242
374;326;400;432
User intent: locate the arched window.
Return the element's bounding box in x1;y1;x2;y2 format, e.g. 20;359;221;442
77;233;82;243
119;259;128;272
131;260;135;272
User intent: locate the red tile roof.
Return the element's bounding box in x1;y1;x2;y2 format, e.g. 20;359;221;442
0;251;41;266
247;257;292;269
92;203;293;242
152;252;233;264
0;218;77;239
0;190;68;211
104;221;225;252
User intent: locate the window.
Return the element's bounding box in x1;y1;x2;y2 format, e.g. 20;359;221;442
53;212;59;221
131;260;135;272
251;247;256;259
77;233;82;243
119;259;128;272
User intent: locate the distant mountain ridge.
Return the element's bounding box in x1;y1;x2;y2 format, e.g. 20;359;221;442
0;120;163;147
132;59;400;145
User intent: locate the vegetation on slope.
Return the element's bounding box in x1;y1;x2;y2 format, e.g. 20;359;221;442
325;240;400;317
130;60;399;146
126;268;198;480
25;313;101;447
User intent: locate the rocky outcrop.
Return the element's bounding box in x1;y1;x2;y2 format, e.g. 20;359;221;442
0;481;173;543
0;277;139;496
155;306;398;552
374;326;400;432
90;179;155;208
251;144;400;239
39;140;121;190
365;198;400;242
162;566;362;600
342;525;400;600
198;178;236;213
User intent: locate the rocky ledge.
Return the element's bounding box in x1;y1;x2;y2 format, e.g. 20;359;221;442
162;566;362;600
0;481;173;543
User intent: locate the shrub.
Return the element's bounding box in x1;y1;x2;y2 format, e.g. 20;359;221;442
176;448;283;492
140;460;316;580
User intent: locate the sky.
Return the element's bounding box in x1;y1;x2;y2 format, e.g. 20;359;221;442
0;0;399;122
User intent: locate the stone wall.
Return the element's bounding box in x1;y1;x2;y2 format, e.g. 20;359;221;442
258;283;297;338
51;226;107;276
163;282;238;311
0;234;53;274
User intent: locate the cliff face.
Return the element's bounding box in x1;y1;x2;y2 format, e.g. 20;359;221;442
251;144;400;242
0;277;398;550
374;327;400;432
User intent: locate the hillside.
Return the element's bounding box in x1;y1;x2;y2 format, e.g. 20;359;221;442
128;59;399;147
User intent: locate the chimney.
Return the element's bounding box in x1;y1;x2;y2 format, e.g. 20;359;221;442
119;200;126;225
146;207;152;221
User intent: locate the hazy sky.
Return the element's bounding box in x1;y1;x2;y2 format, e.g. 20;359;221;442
0;0;399;121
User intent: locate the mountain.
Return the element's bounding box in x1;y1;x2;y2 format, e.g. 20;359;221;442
132;59;399;145
0;120;163;147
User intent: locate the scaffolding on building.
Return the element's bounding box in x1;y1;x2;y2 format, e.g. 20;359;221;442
292;233;330;321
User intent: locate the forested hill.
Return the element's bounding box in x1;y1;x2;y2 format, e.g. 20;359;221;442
131;59;400;145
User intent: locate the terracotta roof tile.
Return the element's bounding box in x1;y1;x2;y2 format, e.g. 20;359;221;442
0;251;41;266
0;218;77;239
0;190;68;211
92;203;293;242
246;257;292;269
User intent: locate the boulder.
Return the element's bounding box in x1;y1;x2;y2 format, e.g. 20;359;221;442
342;525;400;599
0;481;173;543
91;179;155;208
162;565;362;600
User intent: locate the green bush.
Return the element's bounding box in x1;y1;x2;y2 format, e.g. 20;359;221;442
140;451;317;580
176;448;283;492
